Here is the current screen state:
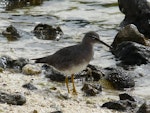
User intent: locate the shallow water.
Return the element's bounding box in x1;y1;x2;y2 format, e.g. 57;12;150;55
0;0;150;105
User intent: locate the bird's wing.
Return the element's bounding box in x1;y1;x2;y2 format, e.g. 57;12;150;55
33;45;81;65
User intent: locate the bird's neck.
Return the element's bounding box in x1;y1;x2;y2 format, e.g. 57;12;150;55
81;41;94;53
81;40;94;48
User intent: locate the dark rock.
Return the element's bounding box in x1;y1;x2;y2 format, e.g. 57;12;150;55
77;64;104;81
111;24;148;49
81;83;102;96
33;24;63;40
103;67;135;90
118;0;150;38
101;93;150;112
5;0;43;11
0;91;26;105
2;25;20;41
119;93;135;101
9;58;29;72
102;101;126;111
102;99;137;112
42;64;65;82
118;0;150;16
0;56;10;68
87;64;104;81
102;93;138;112
22;83;37;90
137;103;147;113
137;102;150;113
113;41;150;65
0;56;29;72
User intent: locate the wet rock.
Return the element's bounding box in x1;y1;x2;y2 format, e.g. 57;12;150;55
22;64;41;75
87;64;104;81
0;56;9;68
102;92;149;112
0;91;26;105
137;102;150;113
111;24;148;49
5;0;43;10
33;24;63;40
9;58;29;72
103;67;135;90
102;93;137;112
102;100;137;111
102;101;126;111
113;41;150;65
137;103;147;113
22;83;37;90
118;0;150;16
2;25;20;41
42;64;65;82
0;56;29;72
81;83;102;96
118;0;150;38
119;93;135;101
77;64;104;81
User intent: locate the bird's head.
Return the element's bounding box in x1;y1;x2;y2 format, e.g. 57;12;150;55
82;31;112;49
82;31;100;44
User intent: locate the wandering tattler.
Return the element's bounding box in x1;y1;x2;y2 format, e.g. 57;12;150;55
33;31;112;94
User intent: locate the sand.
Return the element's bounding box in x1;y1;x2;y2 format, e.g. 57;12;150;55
0;70;121;113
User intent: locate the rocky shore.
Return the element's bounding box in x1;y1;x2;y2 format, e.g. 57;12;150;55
0;0;150;113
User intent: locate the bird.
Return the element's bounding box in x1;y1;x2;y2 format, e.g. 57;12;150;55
33;31;112;95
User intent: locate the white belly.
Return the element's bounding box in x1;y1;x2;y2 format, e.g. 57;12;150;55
61;62;88;75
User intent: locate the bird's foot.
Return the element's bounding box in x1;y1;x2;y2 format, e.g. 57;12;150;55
72;88;77;95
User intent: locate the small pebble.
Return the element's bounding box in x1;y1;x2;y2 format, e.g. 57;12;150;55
22;64;41;75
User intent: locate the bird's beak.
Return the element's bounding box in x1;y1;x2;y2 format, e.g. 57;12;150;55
98;39;113;49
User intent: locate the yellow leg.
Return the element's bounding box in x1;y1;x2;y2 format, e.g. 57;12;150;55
71;74;77;95
65;76;70;93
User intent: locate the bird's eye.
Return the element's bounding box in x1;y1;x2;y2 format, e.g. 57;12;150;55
91;35;97;39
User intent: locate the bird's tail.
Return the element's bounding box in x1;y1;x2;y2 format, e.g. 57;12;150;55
32;57;47;63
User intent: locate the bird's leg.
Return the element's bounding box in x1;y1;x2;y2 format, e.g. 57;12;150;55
71;74;77;95
65;76;70;93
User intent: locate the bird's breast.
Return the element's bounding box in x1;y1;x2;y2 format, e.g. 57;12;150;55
61;49;94;75
60;61;89;75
